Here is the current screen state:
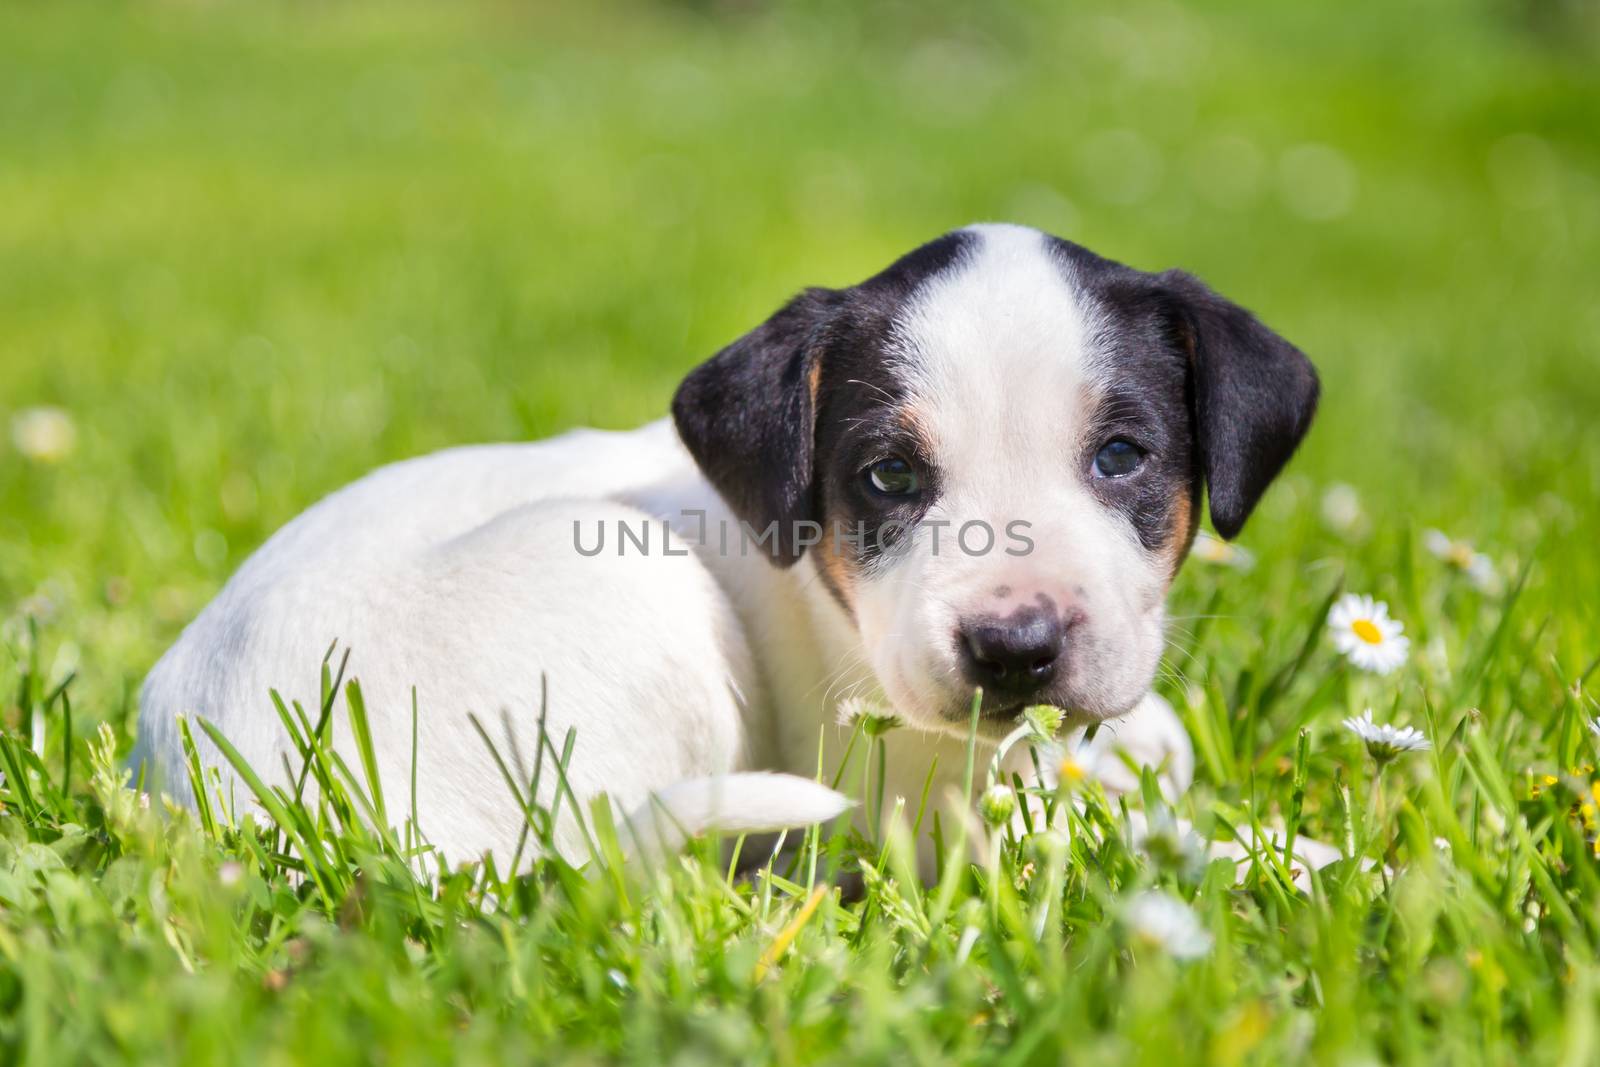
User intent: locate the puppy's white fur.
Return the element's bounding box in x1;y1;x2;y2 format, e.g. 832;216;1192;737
138;426;776;860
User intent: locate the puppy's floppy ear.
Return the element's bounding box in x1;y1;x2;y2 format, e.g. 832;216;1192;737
1159;270;1319;540
672;287;840;566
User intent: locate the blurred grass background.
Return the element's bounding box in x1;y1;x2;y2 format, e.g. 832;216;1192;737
0;0;1597;720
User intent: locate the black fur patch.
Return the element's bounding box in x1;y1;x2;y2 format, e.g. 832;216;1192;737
809;232;974;575
1045;236;1318;544
672;232;974;570
1154;269;1320;539
671;287;840;564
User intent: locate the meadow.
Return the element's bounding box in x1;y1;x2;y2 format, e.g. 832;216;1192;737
2;0;1599;1062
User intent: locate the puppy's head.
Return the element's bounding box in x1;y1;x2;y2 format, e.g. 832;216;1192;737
674;224;1317;735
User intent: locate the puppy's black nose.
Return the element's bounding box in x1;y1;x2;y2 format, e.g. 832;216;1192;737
958;606;1065;697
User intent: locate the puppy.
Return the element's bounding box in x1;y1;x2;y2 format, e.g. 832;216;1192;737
135;224;1319;870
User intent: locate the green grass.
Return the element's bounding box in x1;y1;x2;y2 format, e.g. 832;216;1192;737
2;0;1600;1062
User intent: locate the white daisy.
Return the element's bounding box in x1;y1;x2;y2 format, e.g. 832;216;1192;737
1423;529;1500;593
1328;593;1410;674
1320;483;1364;534
10;406;77;464
835;695;901;736
1342;708;1431;763
1123;890;1213;960
1133;810;1206;876
1190;530;1256;571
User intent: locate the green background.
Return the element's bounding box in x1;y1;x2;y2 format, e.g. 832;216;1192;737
2;2;1599;1062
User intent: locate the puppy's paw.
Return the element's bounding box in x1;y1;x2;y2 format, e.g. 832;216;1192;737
1070;691;1195;800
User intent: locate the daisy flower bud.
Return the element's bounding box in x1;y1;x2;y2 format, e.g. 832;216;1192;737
979;784;1017;829
836;696;901;738
1021;704;1065;743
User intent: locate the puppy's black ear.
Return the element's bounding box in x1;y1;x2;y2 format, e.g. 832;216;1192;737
1159;270;1319;540
672;288;840;566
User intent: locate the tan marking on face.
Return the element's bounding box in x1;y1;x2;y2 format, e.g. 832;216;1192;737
807;351;824;409
1164;482;1200;579
896;402;936;454
812;525;858;615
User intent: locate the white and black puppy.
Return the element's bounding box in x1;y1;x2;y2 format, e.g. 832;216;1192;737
135;223;1318;868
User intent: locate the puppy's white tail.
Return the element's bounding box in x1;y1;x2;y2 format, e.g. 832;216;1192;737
618;773;853;864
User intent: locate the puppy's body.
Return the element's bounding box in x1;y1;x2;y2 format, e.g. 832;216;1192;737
137;224;1314;866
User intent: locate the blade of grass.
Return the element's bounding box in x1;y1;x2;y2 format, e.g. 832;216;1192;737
195;717;338;909
343;679;387;829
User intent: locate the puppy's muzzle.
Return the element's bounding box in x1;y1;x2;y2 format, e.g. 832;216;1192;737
957;600;1079;711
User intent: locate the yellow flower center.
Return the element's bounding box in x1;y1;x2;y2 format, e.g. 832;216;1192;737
1351;619;1383;645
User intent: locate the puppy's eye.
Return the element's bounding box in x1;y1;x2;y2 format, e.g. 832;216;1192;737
1093;439;1146;479
865;456;920;497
